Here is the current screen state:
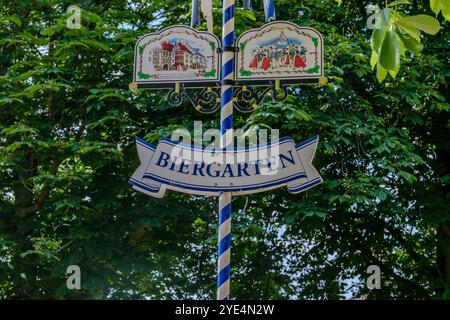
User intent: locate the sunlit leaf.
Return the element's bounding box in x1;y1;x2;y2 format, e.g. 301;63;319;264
380;26;401;70
398;14;441;35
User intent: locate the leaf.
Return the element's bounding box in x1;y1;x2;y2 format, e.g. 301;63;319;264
396;27;423;55
1;124;39;136
379;8;392;29
380;26;401;71
387;0;411;7
82;10;104;26
443;2;450;21
4;15;22;27
436;102;450;111
397;171;418;183
376;62;387;83
430;0;443;16
370;51;378;70
0;97;23;105
83;39;110;51
293;108;312;121
429;0;450;21
442;174;450;184
370;8;391;53
443;287;450;300
23;84;58;95
371;29;383;53
98;93;126;101
398;14;441;35
388;63;400;79
396;19;421;42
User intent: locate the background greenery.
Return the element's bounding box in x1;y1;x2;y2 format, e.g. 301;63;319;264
0;0;449;299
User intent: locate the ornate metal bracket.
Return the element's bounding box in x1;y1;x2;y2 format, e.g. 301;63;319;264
166;85;221;114
131;76;327;114
234;81;289;113
184;87;221;114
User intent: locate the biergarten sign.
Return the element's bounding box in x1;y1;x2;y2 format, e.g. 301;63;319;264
129;135;322;198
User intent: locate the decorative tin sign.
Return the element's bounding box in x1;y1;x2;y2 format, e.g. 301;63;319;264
129;136;322;198
133;25;221;88
235;21;324;85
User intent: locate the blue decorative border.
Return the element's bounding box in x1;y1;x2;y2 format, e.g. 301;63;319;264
131;135;321;195
140;171;307;193
135;135;319;152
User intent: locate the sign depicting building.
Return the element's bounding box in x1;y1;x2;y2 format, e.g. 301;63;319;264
129;136;322;198
128;1;327;301
133;25;221;88
235;22;324;84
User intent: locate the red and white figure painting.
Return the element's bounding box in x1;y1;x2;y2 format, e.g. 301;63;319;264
133;26;220;86
236;21;323;83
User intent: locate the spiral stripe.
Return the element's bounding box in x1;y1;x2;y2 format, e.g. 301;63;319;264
217;0;234;301
263;0;276;22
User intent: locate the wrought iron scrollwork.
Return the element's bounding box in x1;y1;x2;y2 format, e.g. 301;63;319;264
234;86;270;113
184;87;221;114
234;82;289;113
166;88;183;106
272;84;289;102
166;81;290;114
166;86;220;114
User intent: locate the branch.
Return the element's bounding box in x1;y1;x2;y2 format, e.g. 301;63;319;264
14;159;61;219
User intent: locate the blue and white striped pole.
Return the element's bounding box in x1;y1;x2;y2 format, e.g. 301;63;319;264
217;0;235;300
263;0;276;22
191;0;200;27
243;0;252;11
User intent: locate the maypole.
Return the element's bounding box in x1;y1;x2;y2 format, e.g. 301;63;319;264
217;0;235;301
130;0;325;302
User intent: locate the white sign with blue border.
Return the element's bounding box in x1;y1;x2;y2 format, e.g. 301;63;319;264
129;136;322;198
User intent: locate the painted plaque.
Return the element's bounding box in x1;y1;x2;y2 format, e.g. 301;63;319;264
235;21;324;84
133;25;221;88
129;136;322;198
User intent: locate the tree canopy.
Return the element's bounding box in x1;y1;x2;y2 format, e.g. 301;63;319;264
0;0;449;299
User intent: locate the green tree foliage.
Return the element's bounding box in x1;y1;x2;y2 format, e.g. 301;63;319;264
369;0;442;83
0;0;449;299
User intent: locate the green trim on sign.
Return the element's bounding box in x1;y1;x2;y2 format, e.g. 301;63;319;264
306;65;320;74
240;42;246;51
209;41;216;50
312;37;319;47
204;69;216;78
239;68;252;77
138;71;151;79
139;45;145;55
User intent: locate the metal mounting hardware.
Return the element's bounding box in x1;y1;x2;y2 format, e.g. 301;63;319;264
222;79;235;86
132;78;325;114
233;81;289;113
222;45;238;52
166;85;220;114
129;82;138;91
166;88;183;106
184;87;221;114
